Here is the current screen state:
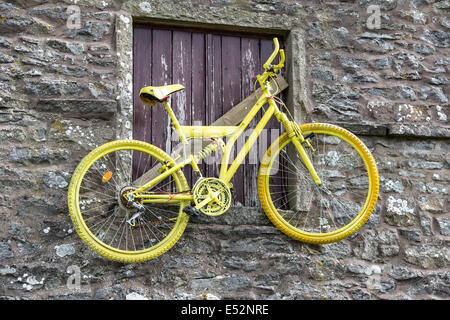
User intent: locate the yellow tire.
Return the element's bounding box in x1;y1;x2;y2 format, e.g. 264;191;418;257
258;123;379;244
67;139;190;263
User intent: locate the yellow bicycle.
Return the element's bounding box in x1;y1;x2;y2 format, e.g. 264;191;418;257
67;38;379;263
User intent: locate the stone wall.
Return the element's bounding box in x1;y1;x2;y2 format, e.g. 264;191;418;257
0;0;449;300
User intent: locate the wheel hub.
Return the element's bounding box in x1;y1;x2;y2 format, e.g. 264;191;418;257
118;186;142;210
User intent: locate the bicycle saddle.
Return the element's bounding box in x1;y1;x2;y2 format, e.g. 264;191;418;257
139;84;184;106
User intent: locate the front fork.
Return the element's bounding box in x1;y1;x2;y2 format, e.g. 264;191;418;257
276;107;322;186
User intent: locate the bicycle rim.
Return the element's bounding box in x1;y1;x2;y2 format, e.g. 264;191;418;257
258;123;379;243
67;140;190;263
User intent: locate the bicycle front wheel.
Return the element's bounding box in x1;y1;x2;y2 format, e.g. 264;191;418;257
67;140;190;263
258;123;379;244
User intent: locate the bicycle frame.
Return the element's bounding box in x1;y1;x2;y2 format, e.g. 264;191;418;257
131;38;322;204
132;88;320;204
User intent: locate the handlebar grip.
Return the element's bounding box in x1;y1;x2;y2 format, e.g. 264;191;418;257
273;37;279;50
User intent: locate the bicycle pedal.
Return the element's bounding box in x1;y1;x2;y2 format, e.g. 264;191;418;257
183;205;200;217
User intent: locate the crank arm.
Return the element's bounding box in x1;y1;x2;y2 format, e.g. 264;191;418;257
195;190;221;210
194;196;212;210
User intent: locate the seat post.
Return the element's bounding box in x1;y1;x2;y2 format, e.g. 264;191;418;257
162;101;188;145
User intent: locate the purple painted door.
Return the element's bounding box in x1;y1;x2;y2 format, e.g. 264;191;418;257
133;24;284;206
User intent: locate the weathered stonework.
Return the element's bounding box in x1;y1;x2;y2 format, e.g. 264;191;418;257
0;0;449;300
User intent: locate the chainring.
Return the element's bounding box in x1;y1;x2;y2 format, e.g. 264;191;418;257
192;178;232;216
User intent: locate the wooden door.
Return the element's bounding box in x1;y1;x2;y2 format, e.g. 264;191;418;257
133;24;284;206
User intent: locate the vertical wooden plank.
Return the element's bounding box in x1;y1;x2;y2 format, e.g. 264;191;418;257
221;35;243;205
191;33;206;125
191;32;206;182
221;36;242;115
205;33;213;179
241;37;260;207
205;34;223;178
172;30;193;185
151;29;172;153
211;35;223;123
133;25;152;179
172;31;192;130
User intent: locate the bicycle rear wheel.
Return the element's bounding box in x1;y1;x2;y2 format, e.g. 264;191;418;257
258;123;379;244
67;140;190;263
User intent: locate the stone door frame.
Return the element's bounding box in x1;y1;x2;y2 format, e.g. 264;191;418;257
114;2;309;140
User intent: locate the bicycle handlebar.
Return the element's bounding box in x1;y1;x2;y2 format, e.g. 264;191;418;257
263;37;285;73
